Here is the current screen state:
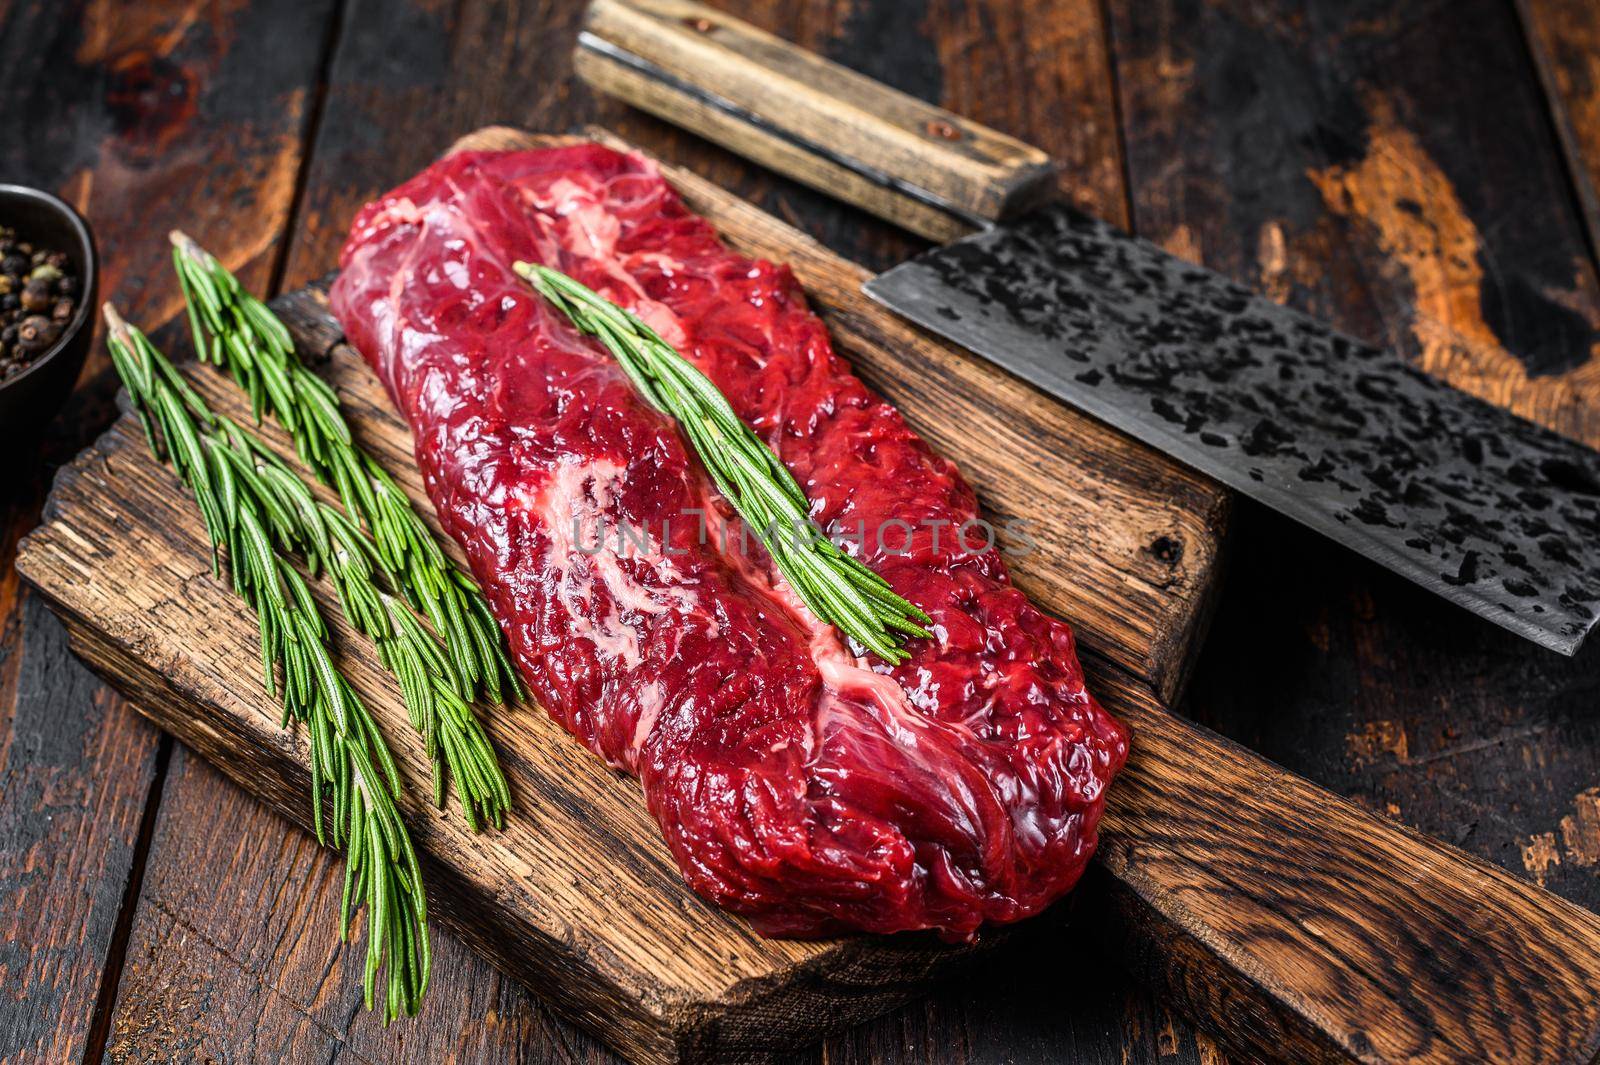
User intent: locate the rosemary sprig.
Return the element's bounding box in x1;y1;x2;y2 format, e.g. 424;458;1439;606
216;420;512;829
514;262;932;664
170;232;521;706
107;304;510;827
104;304;430;1020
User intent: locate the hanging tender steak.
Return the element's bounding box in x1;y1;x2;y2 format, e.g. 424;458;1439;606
330;143;1129;939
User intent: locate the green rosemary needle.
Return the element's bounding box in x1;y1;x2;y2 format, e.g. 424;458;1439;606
104;303;431;1020
170;231;521;706
513;262;932;664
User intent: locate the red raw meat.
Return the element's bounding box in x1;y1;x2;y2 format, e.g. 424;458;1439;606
330;144;1129;939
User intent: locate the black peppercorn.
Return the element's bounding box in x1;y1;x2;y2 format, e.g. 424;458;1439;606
21;277;53;313
0;224;80;380
16;315;60;354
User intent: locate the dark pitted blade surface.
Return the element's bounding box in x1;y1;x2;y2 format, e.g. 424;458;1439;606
865;202;1600;654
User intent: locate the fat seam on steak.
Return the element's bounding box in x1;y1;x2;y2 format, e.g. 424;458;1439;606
330;144;1129;939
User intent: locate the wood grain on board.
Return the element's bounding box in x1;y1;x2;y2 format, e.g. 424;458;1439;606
0;1;339;1060
104;745;1212;1065
21;129;1600;1064
103;746;617;1064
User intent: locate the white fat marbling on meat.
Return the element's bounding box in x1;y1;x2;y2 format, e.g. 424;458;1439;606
521;178;690;350
628;679;667;768
529;458;703;668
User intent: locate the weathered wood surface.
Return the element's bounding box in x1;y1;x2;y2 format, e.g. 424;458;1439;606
1105;0;1600;921
25;125;1600;1064
0;1;339;1061
1519;0;1600;262
1107;0;1600;447
0;476;159;1065
7;1;1600;1064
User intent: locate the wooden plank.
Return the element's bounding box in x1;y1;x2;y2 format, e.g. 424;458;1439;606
277;0;610;293
104;746;617;1064
0;475;160;1064
1105;0;1600;447
1517;0;1600;263
0;0;341;1059
928;0;1130;229
22;128;1600;1065
0;0;340;378
1182;503;1600;915
1088;669;1600;1065
817;925;1225;1065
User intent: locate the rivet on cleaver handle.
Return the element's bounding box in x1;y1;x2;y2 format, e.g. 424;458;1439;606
575;0;1057;243
866;204;1600;655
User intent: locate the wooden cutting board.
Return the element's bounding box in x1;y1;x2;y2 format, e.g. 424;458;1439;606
16;129;1600;1065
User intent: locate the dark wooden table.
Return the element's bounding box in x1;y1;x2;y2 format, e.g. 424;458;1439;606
3;1;1599;1061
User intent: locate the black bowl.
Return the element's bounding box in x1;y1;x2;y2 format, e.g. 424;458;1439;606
0;185;97;444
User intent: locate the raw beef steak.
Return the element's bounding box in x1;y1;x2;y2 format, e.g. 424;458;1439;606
331;143;1128;938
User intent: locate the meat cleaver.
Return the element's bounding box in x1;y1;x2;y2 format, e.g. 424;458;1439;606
575;0;1600;654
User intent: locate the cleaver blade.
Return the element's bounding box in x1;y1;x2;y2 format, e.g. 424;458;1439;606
865;203;1600;655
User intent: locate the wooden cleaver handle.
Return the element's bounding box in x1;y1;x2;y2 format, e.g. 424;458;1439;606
576;0;1056;242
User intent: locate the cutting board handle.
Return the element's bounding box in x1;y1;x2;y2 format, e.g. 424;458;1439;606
576;0;1057;242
